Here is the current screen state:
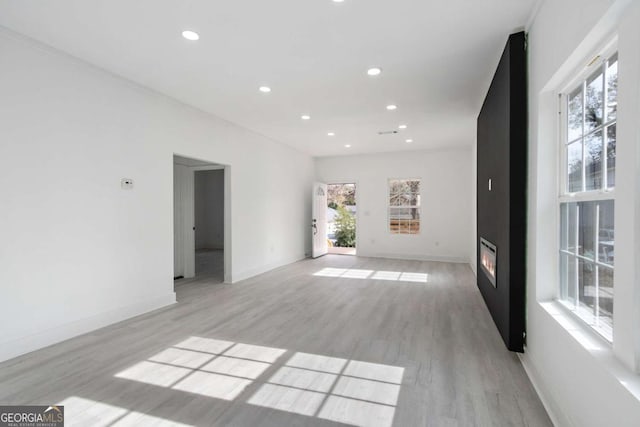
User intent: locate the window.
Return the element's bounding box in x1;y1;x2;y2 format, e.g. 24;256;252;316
559;51;617;341
389;179;420;234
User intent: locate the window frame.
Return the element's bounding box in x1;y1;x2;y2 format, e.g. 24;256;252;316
558;49;618;200
557;43;618;342
387;178;422;235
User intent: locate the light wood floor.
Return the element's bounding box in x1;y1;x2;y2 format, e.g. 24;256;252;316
0;255;551;426
194;249;224;281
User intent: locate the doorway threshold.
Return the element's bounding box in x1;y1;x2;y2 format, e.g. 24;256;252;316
328;247;357;256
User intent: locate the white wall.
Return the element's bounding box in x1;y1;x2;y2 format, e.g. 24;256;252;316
315;148;472;263
523;0;640;425
195;169;225;250
0;29;313;362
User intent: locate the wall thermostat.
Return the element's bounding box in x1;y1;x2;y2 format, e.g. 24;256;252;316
121;178;134;190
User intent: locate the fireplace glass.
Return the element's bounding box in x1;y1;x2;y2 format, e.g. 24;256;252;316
480;238;497;287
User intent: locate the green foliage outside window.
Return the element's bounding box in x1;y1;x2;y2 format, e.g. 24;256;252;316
334;206;356;247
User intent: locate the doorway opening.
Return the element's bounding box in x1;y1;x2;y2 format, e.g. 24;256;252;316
194;169;224;279
173;155;229;288
327;183;356;255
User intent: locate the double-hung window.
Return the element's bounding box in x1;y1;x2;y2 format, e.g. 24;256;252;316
389;179;421;234
559;51;618;341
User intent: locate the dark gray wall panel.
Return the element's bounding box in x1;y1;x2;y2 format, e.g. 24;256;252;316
477;32;527;352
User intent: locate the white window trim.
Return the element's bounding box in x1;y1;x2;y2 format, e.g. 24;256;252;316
558;42;618;199
556;41;618;343
529;0;640;378
536;300;640;403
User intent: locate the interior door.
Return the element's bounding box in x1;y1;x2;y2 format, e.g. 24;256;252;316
312;183;328;258
173;163;195;279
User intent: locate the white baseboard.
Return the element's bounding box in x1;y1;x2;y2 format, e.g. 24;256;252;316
470;261;478;276
357;251;469;264
519;353;571;427
0;292;177;363
231;253;307;283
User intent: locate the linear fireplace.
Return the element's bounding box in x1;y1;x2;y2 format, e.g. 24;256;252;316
480;238;497;287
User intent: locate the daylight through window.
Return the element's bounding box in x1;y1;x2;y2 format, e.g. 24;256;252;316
389;179;421;234
559;51;617;341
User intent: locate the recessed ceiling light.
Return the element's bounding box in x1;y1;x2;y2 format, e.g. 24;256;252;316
333;0;345;3
259;86;271;93
398;124;407;129
181;30;200;41
386;105;397;111
345;144;351;148
327;132;336;137
367;67;382;76
405;139;413;143
301;115;311;120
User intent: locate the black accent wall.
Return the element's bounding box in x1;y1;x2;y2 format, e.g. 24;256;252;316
477;32;527;353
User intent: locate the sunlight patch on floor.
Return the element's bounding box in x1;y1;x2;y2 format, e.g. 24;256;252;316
174;336;235;354
371;271;401;281
248;384;326;416
113;337;404;427
314;268;428;283
201;355;270;379
268;366;337;392
222;343;286;363
319;395;397;427
115;360;192;387
149;347;214;369
114;338;286;401
332;376;401;406
173;370;252;400
249;351;404;427
343;360;404;384
58;396;193;427
286;352;347;374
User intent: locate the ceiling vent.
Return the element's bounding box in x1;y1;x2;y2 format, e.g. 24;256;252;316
378;130;399;135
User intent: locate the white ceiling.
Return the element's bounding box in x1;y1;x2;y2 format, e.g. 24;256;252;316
0;0;536;157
